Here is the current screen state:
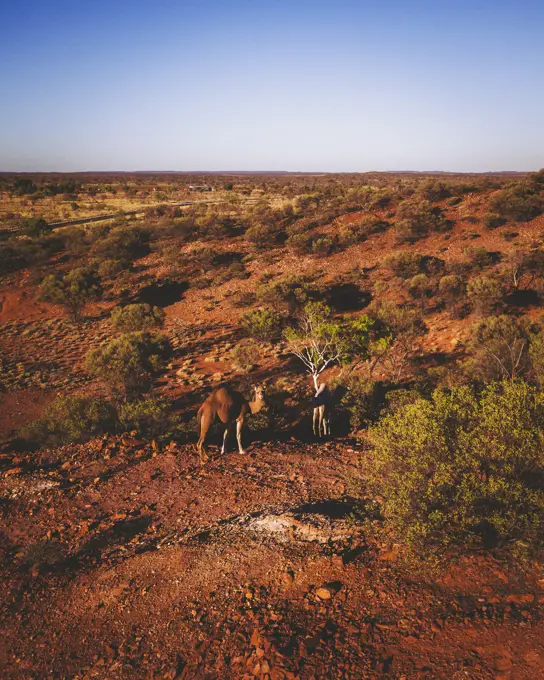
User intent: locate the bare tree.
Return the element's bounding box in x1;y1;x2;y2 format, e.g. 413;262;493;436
284;302;372;389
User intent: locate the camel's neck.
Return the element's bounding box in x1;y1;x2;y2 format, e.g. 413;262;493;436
249;398;264;414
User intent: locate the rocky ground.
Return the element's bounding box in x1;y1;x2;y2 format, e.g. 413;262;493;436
1;436;543;679
2;178;544;678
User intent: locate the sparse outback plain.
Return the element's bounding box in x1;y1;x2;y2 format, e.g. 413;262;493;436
1;171;543;679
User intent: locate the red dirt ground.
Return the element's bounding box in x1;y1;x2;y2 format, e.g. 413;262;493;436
1;438;543;679
1;190;544;679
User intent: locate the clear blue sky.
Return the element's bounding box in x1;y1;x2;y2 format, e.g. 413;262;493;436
1;0;543;172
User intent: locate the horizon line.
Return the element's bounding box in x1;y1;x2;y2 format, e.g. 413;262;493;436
0;169;531;175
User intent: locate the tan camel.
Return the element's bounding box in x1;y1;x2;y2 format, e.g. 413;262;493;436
196;384;266;462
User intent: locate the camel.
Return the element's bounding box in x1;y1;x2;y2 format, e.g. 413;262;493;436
312;382;348;437
196;384;266;462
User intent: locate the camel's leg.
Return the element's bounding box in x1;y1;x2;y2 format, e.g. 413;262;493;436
318;406;325;438
236;418;245;454
197;412;212;463
221;422;233;454
321;407;326;436
313;408;318;436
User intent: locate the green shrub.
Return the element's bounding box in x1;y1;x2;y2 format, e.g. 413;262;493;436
240;308;283;342
286;232;312;254
408;274;434;303
483;212;507;230
367;381;544;552
438;274;465;303
336;375;381;431
384;388;421;414
39;267;103;321
22;395;115;446
339;215;388;244
256;275;319;313
110;303;165;332
417;180;452;202
195;212;237;239
489;181;544;222
91;226;151;261
383;251;424;279
311;235;335;256
466;276;504;315
118;397;177;439
86;331;171;394
464;246;496;269
245;223;282;247
230;340;261;372
0;240;37;275
22;217;51;237
395;198;450;243
181;245;216;268
374;300;426;336
97;258;131;280
529;330;544;388
467;315;531;382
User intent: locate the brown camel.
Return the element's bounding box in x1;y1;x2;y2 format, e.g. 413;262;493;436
196;384;266;462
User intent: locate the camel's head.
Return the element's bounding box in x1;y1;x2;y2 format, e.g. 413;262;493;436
253;384;266;403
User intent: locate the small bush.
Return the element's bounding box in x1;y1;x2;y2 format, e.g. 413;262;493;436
39;267;103;322
467;315;531;382
97;258;130;280
384;388;420;414
395;218;427;244
245;223;282;247
230;340;261;372
408;274;434;303
395;198;450;243
22;395;115;446
91;226;151;261
450;300;471;320
489;181;544;223
336;375;381;431
118;397;177;439
417;180;452;202
367;381;544;552
483;212;507;230
438;274;465;303
311;235;335;256
240;308;283;342
86;331;171;394
0;239;45;276
110;304;165;332
181;245;216;268
383;251;424;279
464;246;497;269
195;212;237;239
466;276;504;315
256;275;319;313
530;331;544;388
285;231;311;254
339;215;388;245
22;217;51;237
